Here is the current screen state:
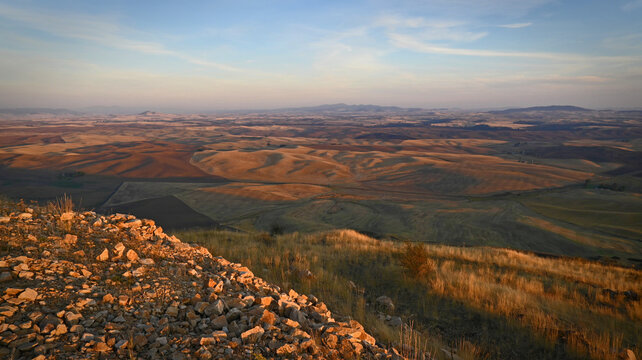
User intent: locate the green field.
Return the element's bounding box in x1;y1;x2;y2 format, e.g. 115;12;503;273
92;180;642;264
519;189;642;240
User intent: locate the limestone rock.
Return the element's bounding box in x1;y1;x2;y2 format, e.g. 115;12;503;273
0;200;394;360
277;343;297;355
96;248;109;261
18;288;38;302
126;249;139;262
60;212;74;221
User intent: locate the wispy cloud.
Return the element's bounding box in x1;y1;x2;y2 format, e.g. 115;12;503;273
499;22;533;29
474;74;610;87
388;33;640;64
376;15;487;42
389;33;563;59
602;33;642;51
0;3;241;72
622;0;642;10
388;33;642;64
398;0;555;17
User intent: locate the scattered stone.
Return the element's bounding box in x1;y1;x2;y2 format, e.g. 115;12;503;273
95;342;111;352
626;349;637;360
241;326;265;343
212;315;228;329
260;309;277;325
63;234;77;244
194;301;209;314
17;212;32;220
388;316;403;327
277;343;297;355
18;288;38;302
166;306;179;317
0;305;18;317
139;258;155;265
114;242;126;256
126;249;139;262
60;212;75;221
0;200;394;360
103;293;115;303
64;312;83;325
96;248;109;261
53;324;68;336
376;295;395;313
115;339;128;350
200;336;216;346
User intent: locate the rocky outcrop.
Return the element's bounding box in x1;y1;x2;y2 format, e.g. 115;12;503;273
0;201;400;359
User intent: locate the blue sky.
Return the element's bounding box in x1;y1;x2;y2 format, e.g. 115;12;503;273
0;0;641;110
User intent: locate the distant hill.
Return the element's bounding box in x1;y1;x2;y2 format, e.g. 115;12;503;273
0;108;80;115
138;110;159;116
490;105;592;114
79;106;148;115
277;103;423;113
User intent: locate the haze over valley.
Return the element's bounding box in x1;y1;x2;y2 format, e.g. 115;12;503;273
1;1;641;359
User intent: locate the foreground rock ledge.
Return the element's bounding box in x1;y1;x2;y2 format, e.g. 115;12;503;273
0;203;402;359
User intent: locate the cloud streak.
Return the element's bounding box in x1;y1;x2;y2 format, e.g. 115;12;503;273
388;33;640;64
375;15;487;42
499;22;533;29
0;3;242;72
622;0;642;10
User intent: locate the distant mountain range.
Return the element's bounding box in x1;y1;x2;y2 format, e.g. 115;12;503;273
0;104;608;116
0;108;80;115
274;103;423;113
489;105;592;114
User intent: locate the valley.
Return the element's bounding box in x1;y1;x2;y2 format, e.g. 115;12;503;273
1;105;641;359
1;106;640;263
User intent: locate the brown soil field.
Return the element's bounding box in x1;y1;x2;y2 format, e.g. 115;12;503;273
0;134;65;147
0;141;213;178
192;147;353;184
192;145;591;196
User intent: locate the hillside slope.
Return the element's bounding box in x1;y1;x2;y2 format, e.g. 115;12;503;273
0;200;399;359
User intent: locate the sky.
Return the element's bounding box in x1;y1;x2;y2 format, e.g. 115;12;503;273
0;0;641;111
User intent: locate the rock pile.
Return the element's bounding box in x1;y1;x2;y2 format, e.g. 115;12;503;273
0;201;401;359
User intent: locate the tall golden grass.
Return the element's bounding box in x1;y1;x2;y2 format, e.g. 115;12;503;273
177;228;641;360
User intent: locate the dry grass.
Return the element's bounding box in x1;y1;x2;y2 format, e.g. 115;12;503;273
178;228;641;360
48;193;74;215
405;244;640;360
47;194;74;233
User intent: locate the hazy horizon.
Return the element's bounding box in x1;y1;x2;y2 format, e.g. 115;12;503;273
5;103;640;115
1;0;641;110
